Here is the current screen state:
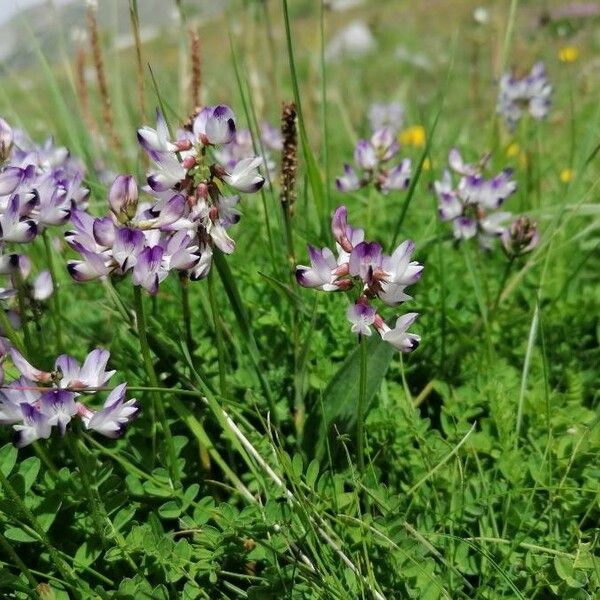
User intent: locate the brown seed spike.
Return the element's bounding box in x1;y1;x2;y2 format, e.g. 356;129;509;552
189;28;202;112
280;101;298;215
86;2;123;158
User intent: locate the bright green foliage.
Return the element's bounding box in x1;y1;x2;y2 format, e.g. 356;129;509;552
0;1;599;598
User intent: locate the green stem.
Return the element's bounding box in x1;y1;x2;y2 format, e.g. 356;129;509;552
356;335;368;474
179;272;195;355
42;230;63;353
13;271;33;356
207;269;227;397
132;285;181;487
0;468;80;593
491;257;515;314
0;529;38;589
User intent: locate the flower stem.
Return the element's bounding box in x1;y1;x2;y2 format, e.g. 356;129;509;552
132;285;181;487
13;271;33;357
43;230;63;353
356;334;368;474
492;257;515;314
207;268;228;398
179;272;195;356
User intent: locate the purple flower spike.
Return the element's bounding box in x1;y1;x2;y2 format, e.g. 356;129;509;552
346;302;376;336
85;383;139;438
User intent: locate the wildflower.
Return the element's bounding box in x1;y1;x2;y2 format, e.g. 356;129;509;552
0;346;138;447
336;129;411;194
506;142;520;158
558;46;579;63
497;62;552;129
0;117;89;254
501;216;540;257
559;168;574;183
399;125;426;148
434;148;517;248
69;103;265;290
296;205;422;352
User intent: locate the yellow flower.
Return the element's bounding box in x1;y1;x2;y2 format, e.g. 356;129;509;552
506;142;520;158
558;46;579;63
422;157;431;171
400;125;426;147
559;168;574;183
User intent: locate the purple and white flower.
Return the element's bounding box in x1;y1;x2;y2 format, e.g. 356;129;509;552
497;62;552;129
0;346;138;446
296;205;423;352
434;148;517;247
336;128;411;195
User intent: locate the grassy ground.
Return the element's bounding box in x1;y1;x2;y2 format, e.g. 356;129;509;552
0;0;599;598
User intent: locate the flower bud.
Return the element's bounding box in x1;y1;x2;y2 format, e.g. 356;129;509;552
501;216;539;257
109;175;138;223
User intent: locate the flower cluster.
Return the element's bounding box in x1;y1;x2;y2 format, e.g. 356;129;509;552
0;117;89;248
497;62;552;129
434;148;517;248
296;206;423;352
336;128;412;194
0;346;138;447
67;106;266;293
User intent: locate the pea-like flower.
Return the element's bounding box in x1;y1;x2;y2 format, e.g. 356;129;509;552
497;62;552;130
296;205;423;352
0;119;89;248
434;148;516;248
336;128;411;194
0;347;138;447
